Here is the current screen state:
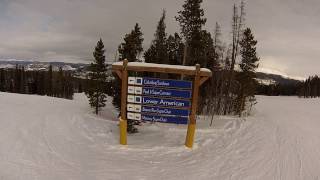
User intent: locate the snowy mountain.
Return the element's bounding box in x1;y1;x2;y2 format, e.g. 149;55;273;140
0;59;88;71
255;67;304;86
256;71;302;86
257;67;305;81
0;60;304;85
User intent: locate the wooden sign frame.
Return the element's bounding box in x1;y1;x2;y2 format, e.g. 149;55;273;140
112;59;212;148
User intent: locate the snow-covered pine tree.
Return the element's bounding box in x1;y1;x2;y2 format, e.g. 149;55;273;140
86;39;108;115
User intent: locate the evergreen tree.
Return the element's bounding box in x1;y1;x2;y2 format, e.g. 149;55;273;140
0;69;5;91
299;75;320;98
167;33;184;65
116;24;144;133
176;0;206;66
46;65;53;96
144;10;168;65
176;0;206;41
237;28;259;116
14;65;21;93
20;66;26;94
86;39;108;115
118;23;144;62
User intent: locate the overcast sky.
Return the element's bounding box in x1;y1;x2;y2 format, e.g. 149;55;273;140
0;0;319;78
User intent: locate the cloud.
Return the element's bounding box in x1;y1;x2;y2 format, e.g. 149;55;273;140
0;0;319;77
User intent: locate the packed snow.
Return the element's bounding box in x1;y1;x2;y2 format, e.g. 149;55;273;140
0;92;320;179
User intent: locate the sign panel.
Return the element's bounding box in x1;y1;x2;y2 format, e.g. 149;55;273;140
142;77;192;89
128;86;192;99
142;87;191;99
128;77;192;89
127;104;189;116
141;114;188;124
141;106;189;116
141;97;190;108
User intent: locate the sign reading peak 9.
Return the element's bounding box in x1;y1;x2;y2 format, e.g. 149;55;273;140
127;77;192;124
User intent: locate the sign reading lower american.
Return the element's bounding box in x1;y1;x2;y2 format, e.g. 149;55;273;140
127;96;190;108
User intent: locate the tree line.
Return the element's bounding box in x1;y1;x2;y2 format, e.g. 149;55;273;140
255;75;320;98
115;0;259;119
298;75;320;98
85;0;260;132
0;65;74;99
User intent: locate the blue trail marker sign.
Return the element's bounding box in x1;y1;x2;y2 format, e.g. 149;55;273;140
126;77;191;124
112;60;212;148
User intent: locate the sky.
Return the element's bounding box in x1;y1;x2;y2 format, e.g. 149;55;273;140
0;0;319;78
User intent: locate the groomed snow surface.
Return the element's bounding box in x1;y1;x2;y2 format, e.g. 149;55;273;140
0;92;320;180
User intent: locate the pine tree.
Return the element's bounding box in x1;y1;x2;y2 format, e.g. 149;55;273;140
144;10;168;65
176;0;206;41
0;69;5;92
14;65;21;93
237;28;259;116
167;33;184;65
86;39;108;115
116;24;144;133
46;65;53;96
176;0;206;66
118;23;144;62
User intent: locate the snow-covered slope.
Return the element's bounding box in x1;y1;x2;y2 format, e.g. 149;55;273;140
0;93;320;179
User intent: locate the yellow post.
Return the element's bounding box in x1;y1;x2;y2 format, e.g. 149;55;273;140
185;64;201;148
120;59;128;145
119;118;127;145
185;123;196;148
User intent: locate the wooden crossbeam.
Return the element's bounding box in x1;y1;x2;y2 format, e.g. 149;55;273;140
112;62;212;78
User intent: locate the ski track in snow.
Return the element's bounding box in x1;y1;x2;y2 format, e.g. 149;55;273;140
0;92;320;180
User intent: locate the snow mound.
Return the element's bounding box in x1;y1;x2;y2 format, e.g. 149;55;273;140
0;93;320;179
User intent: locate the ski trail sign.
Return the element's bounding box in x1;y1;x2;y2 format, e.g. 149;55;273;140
112;60;212;148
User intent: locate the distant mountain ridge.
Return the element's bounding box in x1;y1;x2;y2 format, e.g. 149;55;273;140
0;60;303;85
256;72;301;86
0;60;88;68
